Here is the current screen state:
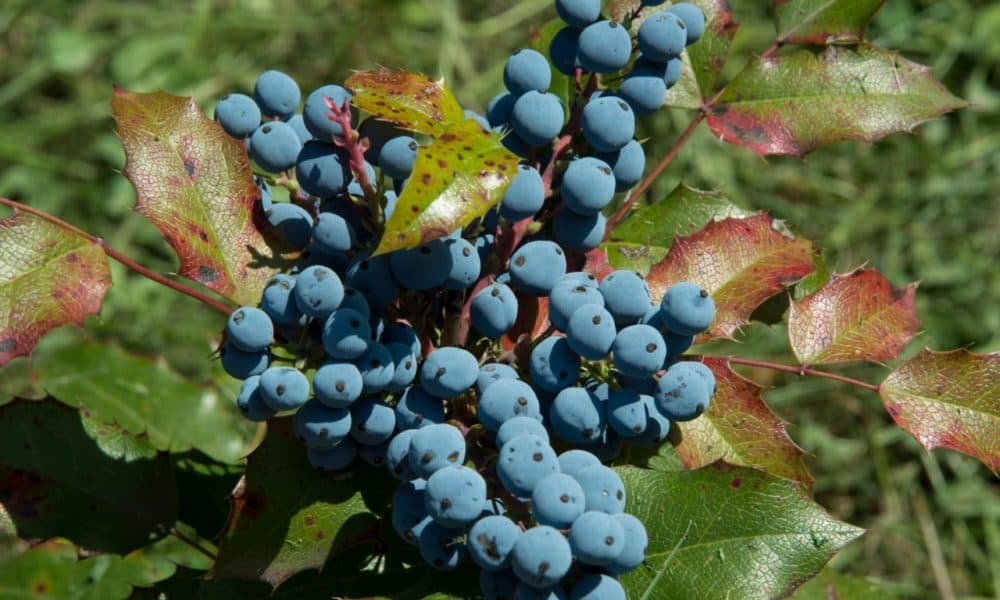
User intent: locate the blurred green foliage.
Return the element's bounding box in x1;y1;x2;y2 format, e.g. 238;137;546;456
0;0;996;597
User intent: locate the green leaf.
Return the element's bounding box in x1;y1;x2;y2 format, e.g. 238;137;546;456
646;214;816;341
789;567;902;599
880;349;1000;472
707;44;967;157
676;358;813;486
788;268;920;365
0;210;111;368
604;183;750;275
0;400;177;553
775;0;887;45
0;538;175;600
373;119;519;255
111;89;278;306
35;341;259;464
618;463;864;599
666;0;740;109
0;358;46;405
213;419;387;587
345;68;465;136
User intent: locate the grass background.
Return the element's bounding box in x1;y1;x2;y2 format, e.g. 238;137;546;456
0;0;997;597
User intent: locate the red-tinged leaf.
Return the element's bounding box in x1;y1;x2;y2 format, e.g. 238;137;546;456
775;0;887;45
582;247;615;281
607;0;641;21
0;211;111;367
345;68;465;136
646;214;816;340
502;295;550;353
675;357;813;486
707;44;967;157
666;0;740;109
112;89;277;306
788;268;919;365
880;349;1000;472
373;120;519;255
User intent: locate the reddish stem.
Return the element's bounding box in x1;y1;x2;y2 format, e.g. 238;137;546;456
0;197;235;316
324;96;377;205
541;73;596;197
605;111;705;235
722;356;880;392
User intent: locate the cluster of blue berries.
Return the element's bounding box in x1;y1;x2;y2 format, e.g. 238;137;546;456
213;1;710;596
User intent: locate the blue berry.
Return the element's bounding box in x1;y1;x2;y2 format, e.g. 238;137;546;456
568;511;625;566
293;265;344;319
226;306;273;352
510;526;572;589
417;521;466;571
549;26;582;76
496;416;549;449
235;376;276;422
606;388;649;437
497;433;560;498
312;210;355;255
553;210;606;252
382;320;421;356
214;93;261;138
478;379;541;431
597;139;645;192
599;270;652;326
392;477;427;544
561;156;616;215
607;513;648;575
659;281;715;335
550;386;606;444
379;136;419;180
517;585;567;600
258;366;310;411
385;343;418;393
358;117;406;163
425;465;487;527
354;342;395;394
637;12;687;62
254;70;300;119
618;67;668;115
389;239;454;291
631;395;671;446
654;361;711;421
249;121;302;172
338;286;370;321
531;473;585;528
556;0;600;27
577;21;633;73
469;515;522;571
566;304;616;360
345;255;399;308
530;336;581;393
286;114;313;144
504;48;552;95
296;142;348;197
260;274;301;325
471;282;519;339
394;384;444;430
612;324;667;378
582;96;636;153
477;363;521;396
349;398;395;446
307;438;357;471
421;346;479;398
386;429;417;481
487;91;517;127
313;361;364;408
511;91;565;147
549;278;605;332
683;360;717;395
302;84;352;140
500;164;545;221
558;449;602;480
407;423;466;479
509;241;567;296
443;238;481;290
569;574;626;600
264;201;313;250
668;2;706;45
220;340;269;379
481;570;520;600
574;464;626;514
321;308;371;359
294;399;351;448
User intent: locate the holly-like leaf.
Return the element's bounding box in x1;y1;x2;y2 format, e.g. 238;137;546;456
775;0;887;45
35;341;259;465
790;567;902;599
345;68;465;136
213;419;386;587
707;44;967;157
0;210;111;368
675;358;813;486
618;463;864;599
666;0;740;109
373;119;519;255
646;214;816;340
789;268;920;365
605;183;750;275
0;400;177;553
880;349;1000;471
111;89;276;306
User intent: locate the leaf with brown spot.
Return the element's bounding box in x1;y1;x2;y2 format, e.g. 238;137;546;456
674;358;813;486
775;0;887;45
345;68;465;136
880;349;1000;472
789;268;919;365
707;44;967;157
0;210;111;368
646;214;816;341
373;119;519;255
111;89;278;306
